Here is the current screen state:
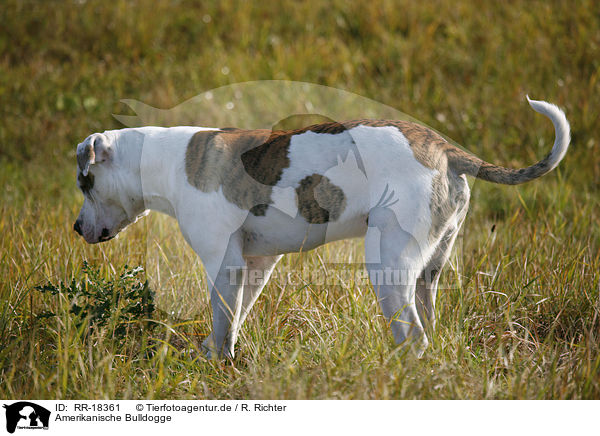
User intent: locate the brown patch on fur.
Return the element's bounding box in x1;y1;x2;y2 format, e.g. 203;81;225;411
305;121;349;135
391;122;449;170
240;130;291;186
185;129;278;215
77;143;95;173
296;174;346;224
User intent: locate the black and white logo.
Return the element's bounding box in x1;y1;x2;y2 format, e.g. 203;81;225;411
2;402;50;434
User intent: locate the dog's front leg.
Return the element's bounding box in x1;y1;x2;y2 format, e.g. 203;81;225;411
199;230;247;359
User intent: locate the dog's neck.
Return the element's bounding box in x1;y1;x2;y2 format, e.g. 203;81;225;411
136;128;178;218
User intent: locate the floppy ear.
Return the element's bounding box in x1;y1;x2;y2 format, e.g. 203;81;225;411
77;133;112;176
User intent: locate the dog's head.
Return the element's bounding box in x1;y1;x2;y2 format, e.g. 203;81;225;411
74;130;147;244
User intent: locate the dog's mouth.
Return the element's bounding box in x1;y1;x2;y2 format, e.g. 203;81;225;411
96;217;133;243
86;232;115;244
98;227;115;242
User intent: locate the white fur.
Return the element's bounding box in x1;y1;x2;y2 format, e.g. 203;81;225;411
526;96;570;170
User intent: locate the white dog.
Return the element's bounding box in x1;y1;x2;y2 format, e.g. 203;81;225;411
74;97;570;358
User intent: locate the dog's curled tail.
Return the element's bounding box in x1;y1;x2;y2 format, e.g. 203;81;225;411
447;97;570;185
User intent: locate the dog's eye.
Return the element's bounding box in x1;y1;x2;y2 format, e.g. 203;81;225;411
77;172;95;194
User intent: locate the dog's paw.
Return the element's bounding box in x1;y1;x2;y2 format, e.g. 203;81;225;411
414;337;429;359
201;334;234;360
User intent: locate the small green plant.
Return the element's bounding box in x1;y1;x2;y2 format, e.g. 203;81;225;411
35;262;155;338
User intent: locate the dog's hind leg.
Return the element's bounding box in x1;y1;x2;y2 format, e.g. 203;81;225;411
415;226;460;332
416;180;469;332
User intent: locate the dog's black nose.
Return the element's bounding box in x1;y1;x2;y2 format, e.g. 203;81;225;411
73;220;82;236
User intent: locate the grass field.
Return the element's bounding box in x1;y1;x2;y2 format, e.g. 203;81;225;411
1;0;599;399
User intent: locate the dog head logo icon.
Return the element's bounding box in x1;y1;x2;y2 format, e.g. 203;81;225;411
3;402;50;433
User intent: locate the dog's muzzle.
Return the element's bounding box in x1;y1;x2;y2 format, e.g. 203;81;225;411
73;220;113;242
